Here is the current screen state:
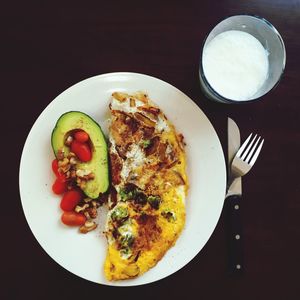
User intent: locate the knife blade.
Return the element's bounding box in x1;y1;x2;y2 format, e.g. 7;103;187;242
227;118;242;197
225;118;243;276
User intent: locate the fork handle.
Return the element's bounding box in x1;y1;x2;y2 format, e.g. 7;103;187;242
225;194;243;276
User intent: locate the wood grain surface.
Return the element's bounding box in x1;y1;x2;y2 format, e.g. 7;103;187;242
2;0;300;299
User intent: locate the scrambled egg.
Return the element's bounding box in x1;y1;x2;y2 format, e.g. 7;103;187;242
104;92;188;280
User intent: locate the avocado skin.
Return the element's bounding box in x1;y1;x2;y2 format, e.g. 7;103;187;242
51;111;109;199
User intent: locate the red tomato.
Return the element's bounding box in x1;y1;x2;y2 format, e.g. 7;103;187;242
52;178;68;195
74;130;89;143
70;140;92;162
52;159;60;176
52;159;66;181
60;189;82;211
61;211;86;226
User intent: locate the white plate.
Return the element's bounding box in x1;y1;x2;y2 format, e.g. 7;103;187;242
19;72;226;286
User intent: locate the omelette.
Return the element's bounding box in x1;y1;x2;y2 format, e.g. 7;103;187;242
104;92;188;280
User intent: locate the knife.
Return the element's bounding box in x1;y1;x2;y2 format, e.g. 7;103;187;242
225;118;243;275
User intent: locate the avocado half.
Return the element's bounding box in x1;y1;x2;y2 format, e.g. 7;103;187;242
51;111;109;199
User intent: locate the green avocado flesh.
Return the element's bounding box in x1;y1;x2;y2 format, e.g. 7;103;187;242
51;111;109;199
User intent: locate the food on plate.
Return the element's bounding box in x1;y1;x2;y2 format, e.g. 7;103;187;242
51;111;109;198
61;211;87;226
104;92;188;280
51;111;109;233
49;93;188;279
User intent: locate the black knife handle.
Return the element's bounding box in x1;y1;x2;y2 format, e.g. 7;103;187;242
225;194;243;276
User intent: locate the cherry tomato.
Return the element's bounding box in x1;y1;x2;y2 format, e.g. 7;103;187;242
52;178;68;195
52;159;60;176
61;211;86;226
60;189;82;211
52;159;66;181
70;140;92;162
74;130;89;143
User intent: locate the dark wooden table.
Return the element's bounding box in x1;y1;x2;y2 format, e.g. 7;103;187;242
3;0;300;299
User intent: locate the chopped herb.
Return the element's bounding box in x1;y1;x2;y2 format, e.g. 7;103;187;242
119;232;135;248
119;188;137;201
161;210;176;222
111;206;128;222
141;139;151;148
147;195;161;210
120;247;132;257
119;184;147;206
135;192;147;205
119;189;128;201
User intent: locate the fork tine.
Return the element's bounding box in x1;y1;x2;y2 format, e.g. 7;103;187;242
241;134;258;160
249;139;264;166
245;136;261;163
236;133;252;158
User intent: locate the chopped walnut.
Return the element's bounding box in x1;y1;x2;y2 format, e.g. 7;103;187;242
75;204;89;213
76;169;91;177
58;157;69;167
57;149;65;160
91;200;98;208
86;173;95;180
86;207;98;219
60;164;71;174
69;157;77;165
70;170;77;178
76;178;87;189
83;211;91;219
67;152;76;159
79;221;97;234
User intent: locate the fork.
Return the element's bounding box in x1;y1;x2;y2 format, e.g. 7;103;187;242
226;133;264;275
230;133;264;181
